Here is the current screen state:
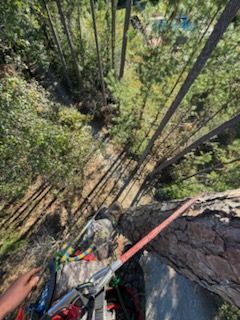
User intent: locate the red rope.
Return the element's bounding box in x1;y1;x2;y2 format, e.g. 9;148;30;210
120;197;197;264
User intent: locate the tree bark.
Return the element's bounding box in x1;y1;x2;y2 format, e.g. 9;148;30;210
117;189;240;307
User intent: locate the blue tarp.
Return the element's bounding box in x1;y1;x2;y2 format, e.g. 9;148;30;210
151;16;193;33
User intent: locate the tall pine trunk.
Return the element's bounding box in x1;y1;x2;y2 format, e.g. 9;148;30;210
111;0;117;73
77;5;85;66
117;189;240;307
43;0;72;89
119;0;132;79
90;0;107;105
55;0;82;87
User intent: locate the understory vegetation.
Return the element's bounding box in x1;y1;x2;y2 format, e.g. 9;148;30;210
0;0;239;205
0;73;93;201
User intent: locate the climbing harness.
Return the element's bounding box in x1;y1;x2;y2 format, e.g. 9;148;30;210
18;197;196;320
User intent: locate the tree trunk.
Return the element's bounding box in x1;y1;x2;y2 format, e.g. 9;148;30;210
77;5;85;66
137;0;240;169
150;113;240;179
55;0;82;87
119;0;132;79
117;189;240;307
131;113;240;205
89;0;107;106
43;0;72;90
111;0;117;73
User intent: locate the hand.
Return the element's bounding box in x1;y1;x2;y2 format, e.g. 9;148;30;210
0;268;41;319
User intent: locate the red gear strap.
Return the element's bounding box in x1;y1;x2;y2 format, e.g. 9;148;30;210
16;307;25;320
51;305;82;320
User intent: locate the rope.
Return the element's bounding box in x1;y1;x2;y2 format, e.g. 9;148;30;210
54;243;95;271
120;197;197;264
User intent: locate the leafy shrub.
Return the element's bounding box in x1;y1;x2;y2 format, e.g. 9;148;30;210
216;303;240;320
0;74;93;201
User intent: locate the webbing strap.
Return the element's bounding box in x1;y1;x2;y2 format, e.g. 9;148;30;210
55;243;95;268
16;307;24;320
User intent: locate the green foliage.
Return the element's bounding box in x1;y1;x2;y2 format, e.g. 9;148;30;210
58;108;92;129
104;0;240;200
1;0;240;203
106;0;239;152
0;74;93;201
216;303;240;320
0;232;26;256
0;0;49;68
155;140;240;201
106;70;141;145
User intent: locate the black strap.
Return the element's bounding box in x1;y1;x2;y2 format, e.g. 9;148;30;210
86;297;95;320
44;261;57;314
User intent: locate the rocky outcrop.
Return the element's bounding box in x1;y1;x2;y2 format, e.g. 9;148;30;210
118;189;240;307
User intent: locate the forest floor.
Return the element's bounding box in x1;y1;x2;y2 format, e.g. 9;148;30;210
0;70;155;290
0;140;153;291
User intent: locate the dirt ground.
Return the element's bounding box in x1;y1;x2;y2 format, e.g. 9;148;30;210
0;143;153;291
